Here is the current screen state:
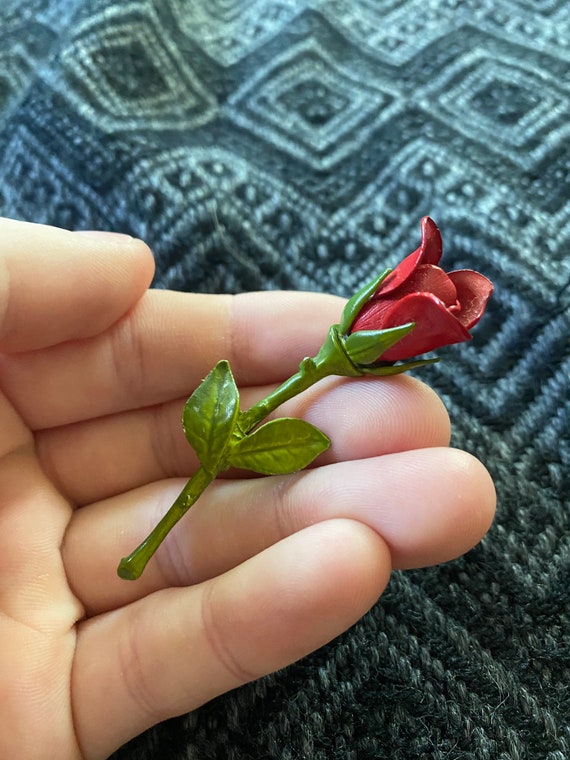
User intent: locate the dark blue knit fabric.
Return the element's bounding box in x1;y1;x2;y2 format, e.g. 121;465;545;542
1;2;569;758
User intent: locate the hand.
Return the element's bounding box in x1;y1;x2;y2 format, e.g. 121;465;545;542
0;218;495;759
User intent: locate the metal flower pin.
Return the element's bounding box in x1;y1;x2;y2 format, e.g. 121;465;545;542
117;217;493;580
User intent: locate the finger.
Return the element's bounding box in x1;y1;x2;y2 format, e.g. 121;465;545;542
0;290;345;429
72;519;391;760
38;373;450;504
0;218;154;352
64;447;495;614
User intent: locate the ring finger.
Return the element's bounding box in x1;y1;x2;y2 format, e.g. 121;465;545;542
62;446;495;615
38;373;450;505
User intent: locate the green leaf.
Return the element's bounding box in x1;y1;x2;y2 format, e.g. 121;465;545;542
338;268;392;334
343;323;416;365
182;360;239;475
313;324;364;378
228;418;330;475
362;357;440;376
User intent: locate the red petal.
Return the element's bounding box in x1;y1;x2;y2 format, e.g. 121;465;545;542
417;216;443;265
377;217;443;296
378;292;471;361
448;270;494;329
349;297;393;333
397;264;457;306
375;250;421;296
349;265;457;333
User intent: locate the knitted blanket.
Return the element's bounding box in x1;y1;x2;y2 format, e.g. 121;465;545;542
1;2;569;758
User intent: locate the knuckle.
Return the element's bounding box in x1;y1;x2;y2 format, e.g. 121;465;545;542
200;580;259;686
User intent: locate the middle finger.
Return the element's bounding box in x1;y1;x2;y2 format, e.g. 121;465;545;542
37;374;450;505
63;446;494;615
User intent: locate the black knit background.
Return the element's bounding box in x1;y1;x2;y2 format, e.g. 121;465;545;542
1;1;570;758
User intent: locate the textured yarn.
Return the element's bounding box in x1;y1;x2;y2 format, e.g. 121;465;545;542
1;1;569;758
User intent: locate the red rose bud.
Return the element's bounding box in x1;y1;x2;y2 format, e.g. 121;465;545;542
349;217;493;362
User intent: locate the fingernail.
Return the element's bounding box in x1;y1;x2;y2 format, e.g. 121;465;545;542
74;230;134;242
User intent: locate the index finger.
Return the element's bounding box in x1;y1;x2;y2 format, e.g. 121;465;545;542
0;289;346;429
0;218;154;352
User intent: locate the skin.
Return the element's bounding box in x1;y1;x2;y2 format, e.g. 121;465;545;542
0;218;496;759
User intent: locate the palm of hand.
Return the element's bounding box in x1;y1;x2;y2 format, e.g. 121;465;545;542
0;220;494;759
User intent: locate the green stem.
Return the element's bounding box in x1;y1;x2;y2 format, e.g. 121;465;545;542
239;358;328;434
117;466;213;580
117;329;356;580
